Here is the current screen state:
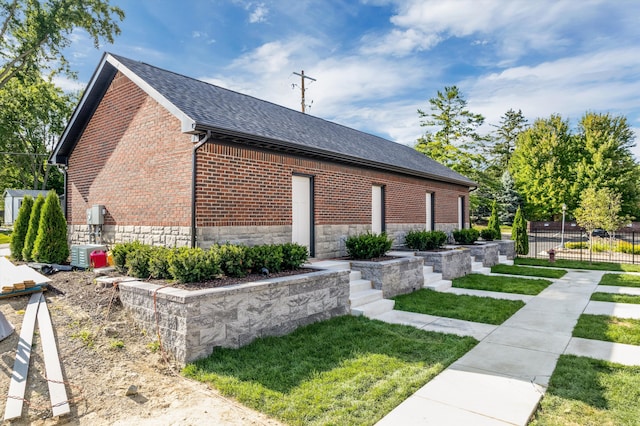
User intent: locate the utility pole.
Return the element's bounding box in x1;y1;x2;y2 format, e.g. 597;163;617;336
292;70;316;113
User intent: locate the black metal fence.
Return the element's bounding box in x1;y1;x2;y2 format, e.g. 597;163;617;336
525;228;640;264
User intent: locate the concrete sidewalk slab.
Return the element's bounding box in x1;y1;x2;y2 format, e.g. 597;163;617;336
565;337;640;366
483;326;572;355
446;287;534;302
595;285;640;296
374;310;497;340
501;309;580;335
584;301;640;319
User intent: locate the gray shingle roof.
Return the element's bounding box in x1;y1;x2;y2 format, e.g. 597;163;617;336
4;189;49;198
53;53;476;187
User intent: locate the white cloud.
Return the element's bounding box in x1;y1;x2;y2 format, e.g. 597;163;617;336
51;75;86;93
249;3;269;23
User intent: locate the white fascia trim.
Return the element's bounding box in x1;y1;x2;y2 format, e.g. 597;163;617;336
106;54;196;133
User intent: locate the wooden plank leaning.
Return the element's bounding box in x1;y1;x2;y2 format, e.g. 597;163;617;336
36;296;71;417
3;293;42;421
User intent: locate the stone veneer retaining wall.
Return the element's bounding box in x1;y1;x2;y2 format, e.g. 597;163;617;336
351;256;424;298
68;224;191;247
416;248;472;280
466;243;500;267
494;240;516;259
119;268;350;364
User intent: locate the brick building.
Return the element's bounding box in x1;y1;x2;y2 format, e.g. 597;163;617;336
50;53;476;258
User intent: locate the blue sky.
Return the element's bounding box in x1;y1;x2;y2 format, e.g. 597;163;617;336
59;0;640;157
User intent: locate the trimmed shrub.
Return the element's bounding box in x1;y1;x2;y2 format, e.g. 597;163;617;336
168;247;221;283
112;241;144;273
565;241;588;250
10;195;34;261
615;241;640;255
282;243;308;270
32;191;69;264
512;207;529;255
480;229;495;241
345;232;392;260
127;245;154;278
248;244;284;273
148;247;172;279
487;200;502;240
452;228;480;245
217;243;249;278
22;195;45;261
404;230;447;251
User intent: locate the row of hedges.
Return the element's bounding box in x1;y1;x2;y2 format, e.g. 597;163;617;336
565;240;640;255
112;242;309;283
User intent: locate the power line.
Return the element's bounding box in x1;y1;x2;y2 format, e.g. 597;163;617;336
292;70;316;114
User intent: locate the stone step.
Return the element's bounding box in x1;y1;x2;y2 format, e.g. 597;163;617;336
472;266;492;275
423;271;444;285
350;289;384;308
350;279;373;293
424;279;452;291
351;299;395;317
387;251;415;257
349;270;362;281
499;255;514;265
423;265;434;274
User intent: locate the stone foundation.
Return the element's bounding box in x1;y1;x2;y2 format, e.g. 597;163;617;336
119;268;350;364
197;225;291;249
467;243;500;267
68;224;191;248
494;240;516;260
416;248;471;280
351;256;424;298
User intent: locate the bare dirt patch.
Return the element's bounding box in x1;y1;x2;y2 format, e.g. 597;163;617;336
0;269;282;425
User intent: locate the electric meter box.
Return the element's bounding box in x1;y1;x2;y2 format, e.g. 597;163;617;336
86;204;105;225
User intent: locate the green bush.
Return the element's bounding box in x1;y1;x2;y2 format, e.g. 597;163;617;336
282;243;308;270
22;195;45;261
10;195;33;261
512;207;529;255
487;200;502;240
168;247;221;283
565;241;588;249
148;247;172;279
345;232;392;260
216;243;249;278
404;230;447;251
615;241;640;255
32;191;69;264
112;241;144;273
480;229;496;241
126;245;154;278
248;244;284;273
452;228;479;245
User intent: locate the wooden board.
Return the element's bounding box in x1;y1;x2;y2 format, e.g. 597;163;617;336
36;297;70;417
0;286;44;300
4;293;42;421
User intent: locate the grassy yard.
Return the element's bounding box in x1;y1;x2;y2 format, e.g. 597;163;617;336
0;230;10;244
392;289;524;325
183;315;477;426
599;273;640;287
515;257;640;272
590;292;640;304
453;273;552;295
490;264;566;279
530;355;640;425
573;314;640;345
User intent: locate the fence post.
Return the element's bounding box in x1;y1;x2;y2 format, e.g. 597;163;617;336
633;232;636;265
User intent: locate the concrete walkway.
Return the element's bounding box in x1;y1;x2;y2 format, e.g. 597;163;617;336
377;269;608;426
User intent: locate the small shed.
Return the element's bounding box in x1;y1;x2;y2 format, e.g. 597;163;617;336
3;190;49;226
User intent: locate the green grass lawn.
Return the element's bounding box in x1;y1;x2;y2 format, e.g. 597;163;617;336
0;230;10;244
183;315;477;426
392;289;524;325
515;257;640;272
573;314;640;345
490;264;566;279
453;273;552;295
599;273;640;287
530;355;640;425
590;292;640;304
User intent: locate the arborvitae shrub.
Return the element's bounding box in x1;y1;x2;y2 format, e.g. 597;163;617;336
10;195;33;261
512;207;529;255
22;195;45;261
487;200;502;240
404;230;447;251
452;228;480;245
32;191;69;264
345;232;392;260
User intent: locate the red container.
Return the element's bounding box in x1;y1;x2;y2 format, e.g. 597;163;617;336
90;250;108;268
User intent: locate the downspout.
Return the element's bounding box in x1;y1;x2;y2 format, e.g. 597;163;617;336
191;130;211;248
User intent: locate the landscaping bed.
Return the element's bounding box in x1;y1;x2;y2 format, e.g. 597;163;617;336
452;274;552;295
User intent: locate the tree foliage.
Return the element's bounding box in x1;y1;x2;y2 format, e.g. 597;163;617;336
0;0;124;89
9;194;32;260
488;109;528;173
574;187;629;252
32;190;68;263
22;193;44;261
497;170;521;225
511;207;529;255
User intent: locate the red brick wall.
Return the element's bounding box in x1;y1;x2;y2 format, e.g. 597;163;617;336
196;142;470;227
67;72;192;227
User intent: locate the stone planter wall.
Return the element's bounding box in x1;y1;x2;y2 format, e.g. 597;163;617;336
351;256;424;298
467;243;500;267
494;240;516;259
119;269;350;365
416;249;471;280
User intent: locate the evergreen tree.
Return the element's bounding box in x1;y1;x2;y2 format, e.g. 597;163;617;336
22;194;45;261
32;191;68;264
512;207;529;256
497;170;521;225
9;195;33;260
489;109;528;172
487;200;502;240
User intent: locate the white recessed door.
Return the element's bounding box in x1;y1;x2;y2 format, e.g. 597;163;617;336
372;186;383;234
292;175;312;252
